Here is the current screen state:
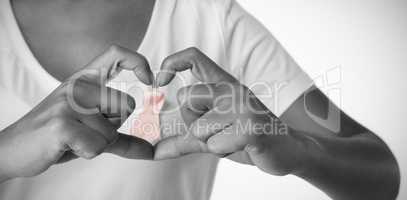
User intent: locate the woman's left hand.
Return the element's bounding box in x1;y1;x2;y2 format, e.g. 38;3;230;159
154;47;309;176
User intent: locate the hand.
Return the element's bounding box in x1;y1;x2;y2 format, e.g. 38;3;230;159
0;45;155;182
154;47;308;176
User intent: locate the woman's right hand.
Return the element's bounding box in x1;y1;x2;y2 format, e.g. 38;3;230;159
0;45;154;182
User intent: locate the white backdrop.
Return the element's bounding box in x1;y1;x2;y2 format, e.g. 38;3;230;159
0;0;405;200
211;0;407;199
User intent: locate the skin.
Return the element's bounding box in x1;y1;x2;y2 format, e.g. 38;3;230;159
2;0;400;199
0;0;156;181
0;45;155;182
12;0;155;81
153;47;400;200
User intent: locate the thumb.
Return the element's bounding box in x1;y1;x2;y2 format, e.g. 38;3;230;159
154;135;209;160
105;134;154;160
245;143;294;176
244;144;269;170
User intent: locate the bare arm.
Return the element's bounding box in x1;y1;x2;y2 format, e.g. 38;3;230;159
280;86;400;200
152;48;400;200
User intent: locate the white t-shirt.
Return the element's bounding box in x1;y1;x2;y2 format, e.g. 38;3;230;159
0;0;313;199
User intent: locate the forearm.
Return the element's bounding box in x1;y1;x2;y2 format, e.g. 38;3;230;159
293;130;400;200
0;130;12;183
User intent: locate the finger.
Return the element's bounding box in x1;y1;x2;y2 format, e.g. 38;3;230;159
245;144;270;171
177;84;217;112
62;120;109;160
104;134;154;160
176;82;237;123
206;124;253;154
71;45;154;85
178;103;203;129
189;110;234;141
98;86;135;118
71;81;135;117
154;135;208;160
226;151;253;165
157;47;236;86
177;83;235;141
177;84;217;127
78;113;118;143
